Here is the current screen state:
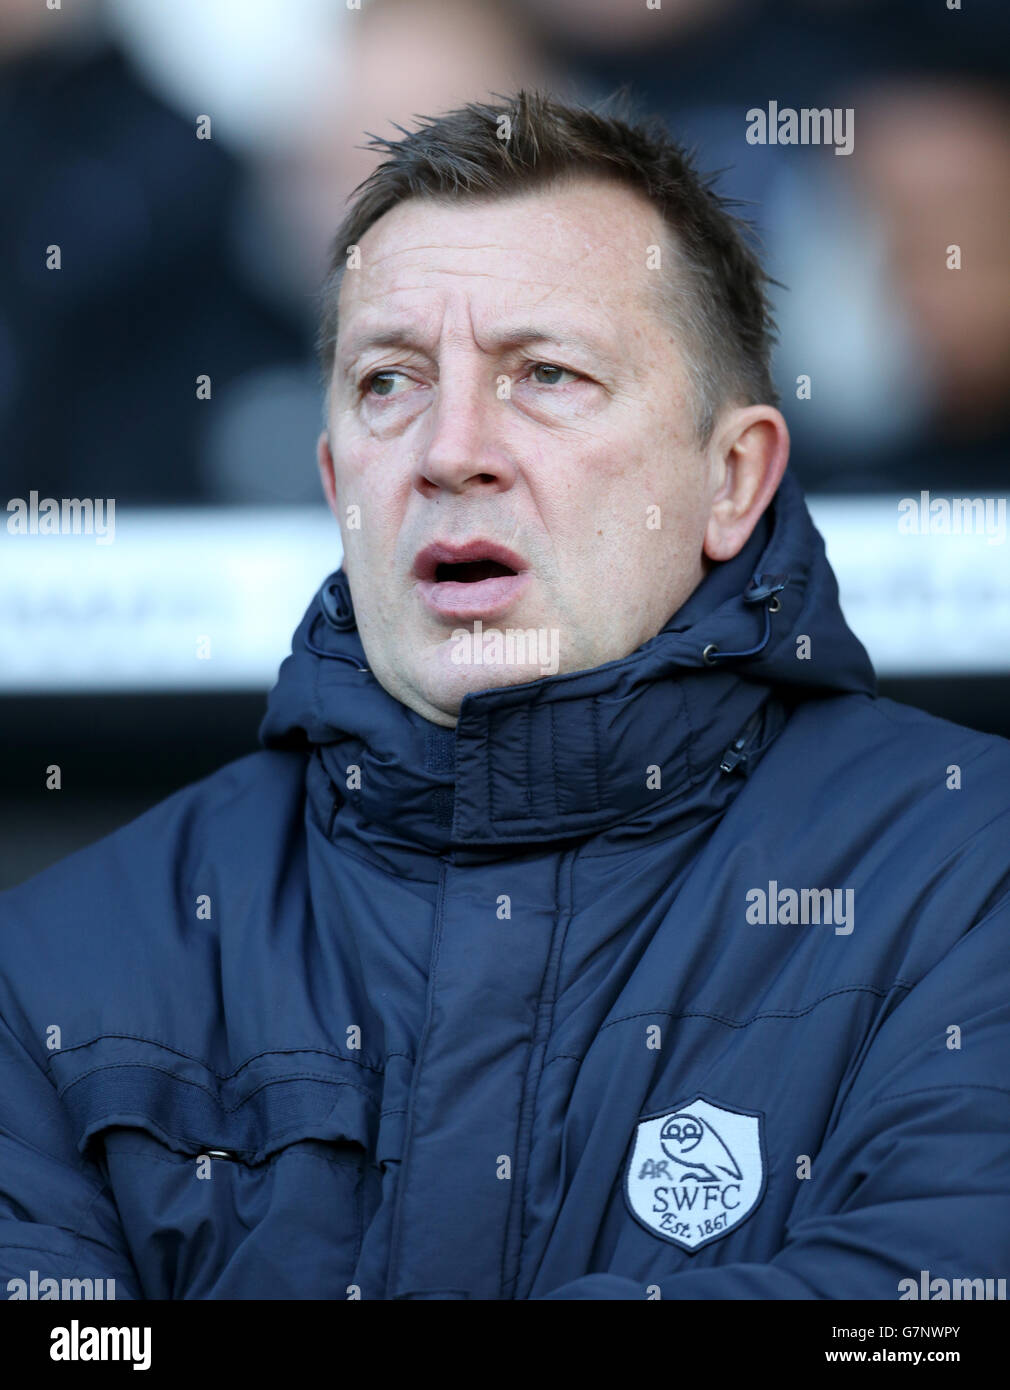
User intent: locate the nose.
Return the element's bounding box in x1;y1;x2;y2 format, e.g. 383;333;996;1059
413;364;517;499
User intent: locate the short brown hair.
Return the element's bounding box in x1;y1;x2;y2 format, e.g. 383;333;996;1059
317;89;779;443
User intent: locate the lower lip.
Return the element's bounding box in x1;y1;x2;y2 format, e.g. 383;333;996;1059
416;572;530;620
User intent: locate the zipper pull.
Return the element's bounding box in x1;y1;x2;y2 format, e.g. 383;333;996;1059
719;711;764;775
719;737;749;774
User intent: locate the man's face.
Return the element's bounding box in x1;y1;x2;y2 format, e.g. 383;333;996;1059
320;177;727;726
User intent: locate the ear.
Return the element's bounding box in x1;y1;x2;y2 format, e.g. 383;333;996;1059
317;430;339;517
703;405;790;563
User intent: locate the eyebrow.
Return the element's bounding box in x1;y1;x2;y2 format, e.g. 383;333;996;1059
337;321;617;369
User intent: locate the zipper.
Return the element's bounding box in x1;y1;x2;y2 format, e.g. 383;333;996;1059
719;710;765;775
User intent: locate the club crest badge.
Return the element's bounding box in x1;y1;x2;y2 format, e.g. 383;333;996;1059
624;1095;766;1252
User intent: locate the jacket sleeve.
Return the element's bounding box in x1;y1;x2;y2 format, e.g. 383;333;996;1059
0;1012;143;1298
541;891;1010;1300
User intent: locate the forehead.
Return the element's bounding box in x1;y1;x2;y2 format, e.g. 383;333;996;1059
336;177;670;335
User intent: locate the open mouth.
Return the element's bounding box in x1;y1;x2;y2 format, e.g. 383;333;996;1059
414;540;530;619
434;558;517;584
413;540;527;584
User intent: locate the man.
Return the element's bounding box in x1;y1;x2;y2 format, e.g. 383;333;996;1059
1;91;1008;1302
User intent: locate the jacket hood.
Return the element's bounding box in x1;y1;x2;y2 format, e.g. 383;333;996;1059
260;469;876;852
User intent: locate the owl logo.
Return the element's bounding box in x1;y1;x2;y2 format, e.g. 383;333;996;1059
625;1095;766;1252
659;1112;743;1183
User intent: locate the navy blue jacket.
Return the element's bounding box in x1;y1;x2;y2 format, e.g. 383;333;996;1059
2;471;1008;1300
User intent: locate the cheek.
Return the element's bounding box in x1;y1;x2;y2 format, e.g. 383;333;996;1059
554;455;673;553
530;430;635;526
330;422;385;491
549;452;706;626
330;433;412;552
631;404;711;539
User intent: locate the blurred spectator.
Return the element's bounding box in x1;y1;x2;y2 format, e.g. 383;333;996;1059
506;0;1010;494
0;1;306;505
202;0;552;501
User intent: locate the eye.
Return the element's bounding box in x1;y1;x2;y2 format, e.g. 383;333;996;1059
364;370;410;398
529;362;579;386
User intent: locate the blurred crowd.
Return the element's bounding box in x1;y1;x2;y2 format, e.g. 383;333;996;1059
2;0;1008;505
